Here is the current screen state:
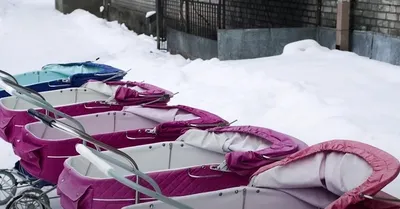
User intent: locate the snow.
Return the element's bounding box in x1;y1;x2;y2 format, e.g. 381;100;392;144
146;11;156;18
1;0;400;207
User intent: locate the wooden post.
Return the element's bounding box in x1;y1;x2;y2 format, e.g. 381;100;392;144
336;0;351;51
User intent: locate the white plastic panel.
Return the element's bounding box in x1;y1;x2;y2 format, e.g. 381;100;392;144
169;142;224;169
75;88;110;103
244;187;315;209
67;142;171;178
26;110;162;140
1;88;77;110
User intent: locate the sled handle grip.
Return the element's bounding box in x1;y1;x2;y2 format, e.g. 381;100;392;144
76;144;113;174
75;144;193;209
0;77;86;133
0;70;18;85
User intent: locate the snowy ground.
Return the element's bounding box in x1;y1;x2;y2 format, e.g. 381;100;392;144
1;0;400;208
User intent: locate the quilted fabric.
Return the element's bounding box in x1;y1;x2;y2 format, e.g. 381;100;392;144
16;105;228;184
58;165;249;209
250;140;400;209
105;80;173;105
0;81;173;144
205;126;308;176
2;102;124;144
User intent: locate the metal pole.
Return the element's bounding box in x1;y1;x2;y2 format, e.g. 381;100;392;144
156;0;161;50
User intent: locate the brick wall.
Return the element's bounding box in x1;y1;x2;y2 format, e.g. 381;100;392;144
104;0;400;38
224;0;319;29
321;0;337;27
352;0;400;36
319;0;400;37
109;0;155;13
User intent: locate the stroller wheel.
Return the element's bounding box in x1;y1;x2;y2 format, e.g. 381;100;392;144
6;194;46;209
6;188;50;209
0;170;17;205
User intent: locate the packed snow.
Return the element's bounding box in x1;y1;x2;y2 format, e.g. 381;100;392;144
1;0;400;208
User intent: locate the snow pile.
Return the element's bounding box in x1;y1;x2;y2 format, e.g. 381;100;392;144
282;39;330;55
1;1;400;207
0;0;16;21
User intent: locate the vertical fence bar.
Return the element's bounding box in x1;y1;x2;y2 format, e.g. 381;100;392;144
222;0;225;29
185;0;190;32
161;0;222;40
156;0;161;49
200;2;203;38
205;2;207;38
217;0;221;29
316;0;322;26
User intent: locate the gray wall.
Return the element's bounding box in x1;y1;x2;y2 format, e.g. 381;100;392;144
55;0;104;17
55;0;156;36
218;28;317;60
218;27;400;65
167;28;218;60
107;5;156;36
318;27;400;65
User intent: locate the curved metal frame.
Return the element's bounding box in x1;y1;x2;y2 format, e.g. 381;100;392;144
27;108;193;209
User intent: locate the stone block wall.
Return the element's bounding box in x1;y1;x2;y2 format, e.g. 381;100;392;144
56;0;400;40
352;0;400;36
318;0;400;37
224;0;319;29
321;0;337;27
109;0;155;13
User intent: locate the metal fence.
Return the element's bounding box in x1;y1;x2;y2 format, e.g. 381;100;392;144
156;0;320;50
157;0;225;49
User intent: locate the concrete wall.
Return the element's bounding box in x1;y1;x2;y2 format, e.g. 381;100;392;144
218;26;400;65
107;0;156;36
166;28;218;60
318;27;400;65
218;28;316;60
55;0;156;36
55;0;104;17
107;5;155;35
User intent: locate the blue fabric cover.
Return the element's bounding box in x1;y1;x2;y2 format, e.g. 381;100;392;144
0;61;126;98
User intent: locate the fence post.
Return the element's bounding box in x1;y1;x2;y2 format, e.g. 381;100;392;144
336;0;351;51
186;0;190;32
222;0;226;29
156;0;161;50
217;0;221;29
316;0;322;26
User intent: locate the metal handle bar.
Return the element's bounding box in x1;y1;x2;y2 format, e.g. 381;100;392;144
27;108;163;195
3;78;48;102
0;77;86;133
99;69;131;83
76;144;193;209
0;70;18;85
